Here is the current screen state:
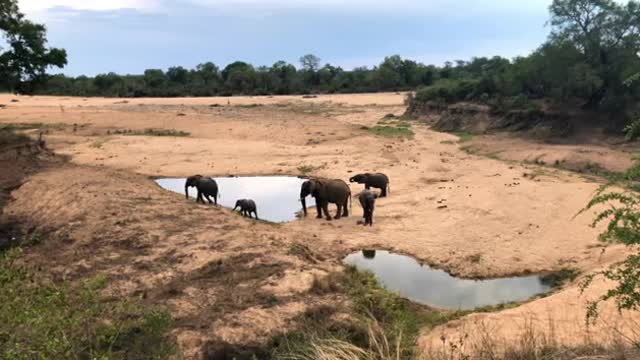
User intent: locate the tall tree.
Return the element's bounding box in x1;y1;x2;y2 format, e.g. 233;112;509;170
299;54;321;72
0;0;67;93
549;0;640;108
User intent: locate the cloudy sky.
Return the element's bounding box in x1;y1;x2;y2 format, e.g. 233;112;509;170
19;0;554;76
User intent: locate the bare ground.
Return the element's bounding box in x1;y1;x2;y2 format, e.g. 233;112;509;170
0;93;639;357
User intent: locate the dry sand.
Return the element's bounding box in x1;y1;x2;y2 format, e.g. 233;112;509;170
1;92;638;357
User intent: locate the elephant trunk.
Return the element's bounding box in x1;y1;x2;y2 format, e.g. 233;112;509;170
301;196;308;217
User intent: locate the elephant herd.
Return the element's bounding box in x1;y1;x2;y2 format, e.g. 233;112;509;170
184;172;390;226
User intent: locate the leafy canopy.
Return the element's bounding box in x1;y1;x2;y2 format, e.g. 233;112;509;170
0;0;67;93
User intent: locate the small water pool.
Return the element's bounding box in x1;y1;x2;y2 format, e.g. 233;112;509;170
344;250;552;310
155;176;315;223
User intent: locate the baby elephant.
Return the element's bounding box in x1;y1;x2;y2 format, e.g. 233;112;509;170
233;199;259;220
358;190;378;226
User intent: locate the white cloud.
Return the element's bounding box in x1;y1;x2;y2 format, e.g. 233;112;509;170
19;0;159;12
186;0;553;15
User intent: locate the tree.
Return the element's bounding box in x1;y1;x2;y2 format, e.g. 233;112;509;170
221;61;256;94
0;0;67;93
549;0;640;108
270;61;297;94
299;54;321;72
195;62;220;86
166;66;189;84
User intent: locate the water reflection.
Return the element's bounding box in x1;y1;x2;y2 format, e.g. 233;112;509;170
344;250;552;310
155;176;315;223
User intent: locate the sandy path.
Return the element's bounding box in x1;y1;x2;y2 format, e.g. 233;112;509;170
1;93;638;355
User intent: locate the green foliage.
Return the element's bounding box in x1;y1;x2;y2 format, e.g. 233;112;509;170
0;0;67;93
0;249;175;359
580;179;640;322
368;125;415;139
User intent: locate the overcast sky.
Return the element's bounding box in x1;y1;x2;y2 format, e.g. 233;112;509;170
19;0;554;76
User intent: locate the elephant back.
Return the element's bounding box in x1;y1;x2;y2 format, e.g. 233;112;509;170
325;179;350;202
199;177;219;192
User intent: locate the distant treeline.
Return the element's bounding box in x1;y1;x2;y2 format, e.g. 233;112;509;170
25;54;439;97
4;0;640;134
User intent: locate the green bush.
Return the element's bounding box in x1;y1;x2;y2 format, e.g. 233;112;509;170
414;79;482;104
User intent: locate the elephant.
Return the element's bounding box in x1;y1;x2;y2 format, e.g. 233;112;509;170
300;178;351;221
233;199;259;220
185;175;218;205
349;173;390;197
358;190;377;226
362;250;376;259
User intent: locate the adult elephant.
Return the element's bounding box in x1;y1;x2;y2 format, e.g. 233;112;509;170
349;173;390;197
300;178;351;221
185;175;218;205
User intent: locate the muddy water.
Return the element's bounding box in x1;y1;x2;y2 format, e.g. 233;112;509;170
155;176;315;223
344;250;552;310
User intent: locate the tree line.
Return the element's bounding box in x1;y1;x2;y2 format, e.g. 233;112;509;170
1;0;639;128
23;54;438;97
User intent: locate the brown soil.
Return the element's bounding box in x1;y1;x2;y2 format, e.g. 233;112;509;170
0;93;639;357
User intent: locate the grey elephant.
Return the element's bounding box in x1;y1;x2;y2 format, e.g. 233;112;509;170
300;178;351;221
349;173;390;197
185;175;218;205
358;190;377;226
362;250;376;259
233;199;258;219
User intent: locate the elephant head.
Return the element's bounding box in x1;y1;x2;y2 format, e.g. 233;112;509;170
300;180;319;217
349;173;369;184
184;175;203;199
233;199;245;211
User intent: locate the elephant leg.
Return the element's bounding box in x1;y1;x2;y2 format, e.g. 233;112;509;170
315;201;323;219
334;204;342;220
206;195;213;204
323;203;332;221
254;211;259;220
196;191;204;204
214;196;218;206
381;186;387;197
342;200;349;217
365;184;370;190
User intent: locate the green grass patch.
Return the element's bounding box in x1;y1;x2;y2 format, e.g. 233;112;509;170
0;248;175;359
368;125;414;139
0;122;70;132
452;131;475;143
114;128;190;137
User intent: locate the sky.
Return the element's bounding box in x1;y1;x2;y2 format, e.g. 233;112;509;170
18;0;555;76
